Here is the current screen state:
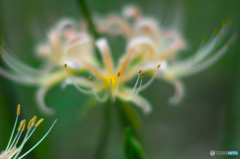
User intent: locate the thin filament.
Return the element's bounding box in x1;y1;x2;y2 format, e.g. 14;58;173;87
90;81;107;102
17;119;58;159
65;66;92;94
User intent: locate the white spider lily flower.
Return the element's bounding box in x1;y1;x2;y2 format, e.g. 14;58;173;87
0;19;96;115
95;5;237;105
0;105;57;159
64;38;161;114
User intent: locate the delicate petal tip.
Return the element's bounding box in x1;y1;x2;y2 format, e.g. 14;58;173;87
36;87;55;116
127;36;155;50
122;5;141;19
96;37;114;75
120;90;152;114
168;80;185;105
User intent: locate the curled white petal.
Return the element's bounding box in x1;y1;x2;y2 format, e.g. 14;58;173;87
36;86;55;115
167;79;185;105
118;88;152;114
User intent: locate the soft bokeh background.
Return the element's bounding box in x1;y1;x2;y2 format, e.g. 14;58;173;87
0;0;240;159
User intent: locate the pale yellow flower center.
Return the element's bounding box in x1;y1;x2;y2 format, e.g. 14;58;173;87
103;75;118;89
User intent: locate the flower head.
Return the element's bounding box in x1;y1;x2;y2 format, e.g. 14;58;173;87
95;5;237;104
0;19;95;115
65;38;161;114
0;104;57;159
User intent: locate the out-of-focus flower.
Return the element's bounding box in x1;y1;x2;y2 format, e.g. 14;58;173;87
0;104;57;159
0;19;96;115
95;5;238;104
65;38;161;114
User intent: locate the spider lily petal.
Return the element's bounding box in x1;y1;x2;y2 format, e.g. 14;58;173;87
95;5;237;105
65;37;161;113
118;87;152;114
0;19;96;114
0;105;57;159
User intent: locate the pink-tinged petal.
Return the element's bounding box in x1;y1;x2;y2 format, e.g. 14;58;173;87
0;146;18;158
35;43;52;58
122;5;141;20
96;38;114;75
158;30;185;60
48;30;64;60
65;32;94;65
97;15;131;38
79;60;106;81
134;17;161;38
118;37;156;77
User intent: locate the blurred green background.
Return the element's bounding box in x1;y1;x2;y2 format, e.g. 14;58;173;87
0;0;240;159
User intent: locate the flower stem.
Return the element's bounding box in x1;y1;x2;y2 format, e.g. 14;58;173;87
93;100;111;159
76;0;102;62
77;0;99;38
116;99;141;134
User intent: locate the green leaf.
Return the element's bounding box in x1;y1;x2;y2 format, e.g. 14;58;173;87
124;127;147;159
116;99;142;132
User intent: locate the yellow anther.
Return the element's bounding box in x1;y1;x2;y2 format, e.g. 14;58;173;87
202;36;207;42
32;116;37;125
35;118;44;128
23;120;26;131
18;120;24;132
214;28;219;35
157;64;161;68
226;42;230;47
27;116;37;129
110;79;112;81
117;72;120;77
17;104;20;116
64;63;67;67
138;70;142;73
222;21;225;27
140;76;143;79
89;76;92;81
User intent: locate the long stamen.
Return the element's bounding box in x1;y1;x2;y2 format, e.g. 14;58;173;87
6;104;20;151
135;76;143;96
116;72;120;95
127;70;142;97
110;79;115;102
17;119;57;159
126;76;143;100
12;117;36;159
65;64;92;94
139;64;160;92
89;76;107;102
6;119;24;152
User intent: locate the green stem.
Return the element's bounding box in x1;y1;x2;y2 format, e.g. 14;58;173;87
116;99;141;135
77;0;99;38
76;0;102;62
93;100;111;159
